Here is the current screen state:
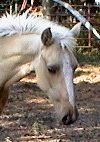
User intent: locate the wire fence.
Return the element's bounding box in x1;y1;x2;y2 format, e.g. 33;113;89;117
42;1;100;48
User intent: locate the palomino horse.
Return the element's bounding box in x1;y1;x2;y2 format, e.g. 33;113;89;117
0;13;81;125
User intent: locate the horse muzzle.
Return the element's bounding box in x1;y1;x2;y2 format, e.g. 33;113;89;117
62;106;79;125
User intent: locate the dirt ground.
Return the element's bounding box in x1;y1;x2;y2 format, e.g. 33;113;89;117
0;65;100;142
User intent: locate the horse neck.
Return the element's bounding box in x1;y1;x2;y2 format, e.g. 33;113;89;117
0;33;42;73
4;33;41;62
18;33;42;57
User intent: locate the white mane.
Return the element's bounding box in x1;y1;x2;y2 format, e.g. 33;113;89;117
0;13;77;51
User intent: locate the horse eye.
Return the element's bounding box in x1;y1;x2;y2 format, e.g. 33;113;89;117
48;66;58;74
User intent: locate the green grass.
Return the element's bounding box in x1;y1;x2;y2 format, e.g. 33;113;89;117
75;48;100;66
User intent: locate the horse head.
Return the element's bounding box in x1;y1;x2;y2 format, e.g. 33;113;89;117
35;23;81;125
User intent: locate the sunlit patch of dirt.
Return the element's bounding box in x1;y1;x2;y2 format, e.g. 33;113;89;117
0;65;100;142
74;65;100;83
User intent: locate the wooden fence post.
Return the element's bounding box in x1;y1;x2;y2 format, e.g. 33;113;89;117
10;4;12;15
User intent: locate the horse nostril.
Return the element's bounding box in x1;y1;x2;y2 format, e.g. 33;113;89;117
62;114;71;125
62;108;79;125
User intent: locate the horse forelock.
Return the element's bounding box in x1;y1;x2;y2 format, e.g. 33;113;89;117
0;13;76;52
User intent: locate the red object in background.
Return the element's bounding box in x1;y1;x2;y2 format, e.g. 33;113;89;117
20;0;28;11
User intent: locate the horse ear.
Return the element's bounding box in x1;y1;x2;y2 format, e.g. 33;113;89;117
41;28;53;46
70;22;81;37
